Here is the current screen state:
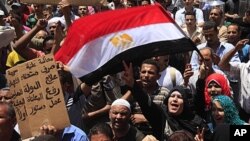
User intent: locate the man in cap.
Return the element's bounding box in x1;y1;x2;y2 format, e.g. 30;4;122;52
109;99;145;141
11;2;28;25
47;17;65;36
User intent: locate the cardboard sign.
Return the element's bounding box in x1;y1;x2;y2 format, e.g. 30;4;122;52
6;55;70;140
20;0;104;6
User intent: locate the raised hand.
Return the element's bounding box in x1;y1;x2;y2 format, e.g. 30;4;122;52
194;127;204;141
183;64;193;86
36;19;48;29
122;61;134;88
235;39;249;51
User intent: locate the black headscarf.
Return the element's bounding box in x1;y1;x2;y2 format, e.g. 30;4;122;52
164;86;206;136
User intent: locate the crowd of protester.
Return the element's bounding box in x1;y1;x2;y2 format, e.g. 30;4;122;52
0;0;250;141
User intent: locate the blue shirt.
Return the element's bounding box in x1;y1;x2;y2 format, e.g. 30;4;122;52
190;42;241;70
238;44;250;63
62;125;89;141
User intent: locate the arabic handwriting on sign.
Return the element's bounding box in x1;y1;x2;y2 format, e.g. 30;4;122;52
30;104;46;115
41;64;56;74
27;93;43;102
45;87;60;100
8;69;18;76
8;77;19;88
16;105;28;121
13;98;25;107
23;81;41;94
21;71;39;80
45;74;58;84
26;61;36;70
12;89;23;99
49;98;61;108
38;56;53;64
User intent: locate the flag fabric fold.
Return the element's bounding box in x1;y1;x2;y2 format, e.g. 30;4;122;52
55;4;197;84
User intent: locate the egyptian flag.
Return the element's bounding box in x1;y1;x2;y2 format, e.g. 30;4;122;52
55;4;198;84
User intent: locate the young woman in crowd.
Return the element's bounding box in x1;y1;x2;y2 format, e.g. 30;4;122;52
122;61;212;140
195;73;232;128
212;95;247;126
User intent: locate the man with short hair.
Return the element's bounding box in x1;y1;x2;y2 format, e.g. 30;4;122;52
175;0;204;27
209;7;228;42
152;55;183;90
190;21;241;71
226;9;250;39
185;47;228;95
227;24;250;63
130;59;169;135
78;6;88;17
181;11;205;45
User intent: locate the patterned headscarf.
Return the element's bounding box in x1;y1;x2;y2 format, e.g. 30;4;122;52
204;73;231;108
212;95;245;125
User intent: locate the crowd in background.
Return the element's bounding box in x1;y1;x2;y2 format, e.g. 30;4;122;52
0;0;250;141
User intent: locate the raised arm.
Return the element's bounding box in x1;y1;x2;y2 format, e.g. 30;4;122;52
122;61;165;140
13;19;47;60
219;39;249;71
59;0;72;29
50;21;65;55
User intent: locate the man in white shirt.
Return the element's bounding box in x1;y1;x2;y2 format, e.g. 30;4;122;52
152;55;183;90
219;39;250;123
175;0;204;27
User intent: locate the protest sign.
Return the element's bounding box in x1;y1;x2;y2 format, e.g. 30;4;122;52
20;0;104;6
6;54;70;139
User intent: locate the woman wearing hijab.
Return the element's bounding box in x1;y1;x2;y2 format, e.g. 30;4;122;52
211;95;248;141
212;95;247;125
195;73;232;126
129;84;210;140
204;73;231;109
122;61;212;140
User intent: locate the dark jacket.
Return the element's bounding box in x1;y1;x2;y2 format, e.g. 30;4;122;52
131;84;211;141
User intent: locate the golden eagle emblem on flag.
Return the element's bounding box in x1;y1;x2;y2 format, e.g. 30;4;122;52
110;33;134;48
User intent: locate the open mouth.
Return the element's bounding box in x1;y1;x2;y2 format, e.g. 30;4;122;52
170;103;179;110
113;121;122;127
215;116;223;121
